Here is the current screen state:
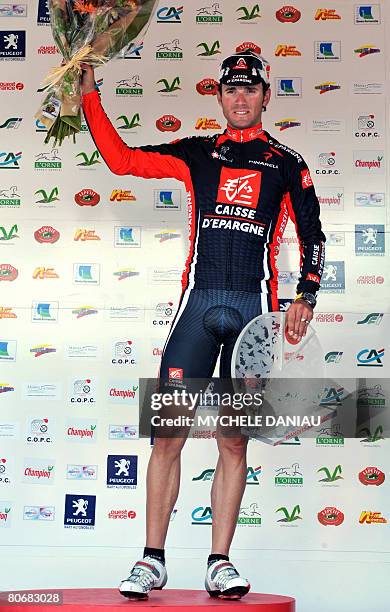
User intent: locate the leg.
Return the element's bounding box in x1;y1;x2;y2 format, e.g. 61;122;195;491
211;425;248;554
146;435;187;548
147;289;221;548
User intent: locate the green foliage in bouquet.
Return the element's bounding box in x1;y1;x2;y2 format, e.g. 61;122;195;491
37;0;158;146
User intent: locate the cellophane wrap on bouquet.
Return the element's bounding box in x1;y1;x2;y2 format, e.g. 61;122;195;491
36;0;157;145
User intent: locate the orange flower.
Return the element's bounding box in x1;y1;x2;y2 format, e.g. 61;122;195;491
73;1;98;14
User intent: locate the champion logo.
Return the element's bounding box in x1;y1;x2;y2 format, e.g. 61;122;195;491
67;427;95;439
169;367;183;380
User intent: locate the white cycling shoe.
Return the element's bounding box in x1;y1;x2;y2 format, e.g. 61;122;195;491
119;556;167;599
205;560;250;599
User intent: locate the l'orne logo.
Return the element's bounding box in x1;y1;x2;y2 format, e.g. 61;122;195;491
196;4;223;23
156;39;183;59
35;149;61;170
116;75;143;97
0;185;21;207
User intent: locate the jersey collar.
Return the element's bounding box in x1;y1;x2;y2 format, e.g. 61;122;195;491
225;123;264;143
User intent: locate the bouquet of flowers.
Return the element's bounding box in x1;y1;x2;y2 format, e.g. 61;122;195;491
36;0;157;145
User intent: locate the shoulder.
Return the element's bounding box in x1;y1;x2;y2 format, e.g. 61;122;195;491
177;133;219;147
264;131;305;166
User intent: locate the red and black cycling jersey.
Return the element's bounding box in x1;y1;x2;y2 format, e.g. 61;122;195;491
82;90;325;307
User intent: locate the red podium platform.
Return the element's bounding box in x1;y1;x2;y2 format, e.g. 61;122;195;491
0;589;295;612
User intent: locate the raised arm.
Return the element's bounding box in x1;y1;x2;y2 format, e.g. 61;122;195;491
81;64;190;181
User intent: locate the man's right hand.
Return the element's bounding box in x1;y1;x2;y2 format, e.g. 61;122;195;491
80;62;96;96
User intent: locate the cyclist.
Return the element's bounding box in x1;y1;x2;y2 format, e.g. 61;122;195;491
81;49;325;599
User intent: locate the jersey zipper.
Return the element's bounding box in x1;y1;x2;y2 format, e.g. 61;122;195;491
226;136;245;290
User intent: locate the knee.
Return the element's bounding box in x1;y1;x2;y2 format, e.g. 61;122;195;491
217;434;248;459
152;435;186;459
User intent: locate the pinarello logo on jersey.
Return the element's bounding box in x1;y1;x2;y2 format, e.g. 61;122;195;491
196;79;219;96
74;189;100;207
217;168;261;208
169;367;183;380
301;169;313;189
0;264;18;281
359;467;385;486
318;507;344;526
236;42;262;55
34;226;60;244
156;115;181;132
306;273;320;283
276;6;301;22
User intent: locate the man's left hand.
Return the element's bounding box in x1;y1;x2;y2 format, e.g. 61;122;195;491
285;299;313;342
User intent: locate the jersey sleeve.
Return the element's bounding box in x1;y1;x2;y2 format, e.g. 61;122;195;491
82;90;191;182
284;157;326;295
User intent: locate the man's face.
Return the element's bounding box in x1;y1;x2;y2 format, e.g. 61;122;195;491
217;83;271;130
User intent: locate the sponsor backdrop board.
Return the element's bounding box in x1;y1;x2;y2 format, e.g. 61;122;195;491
0;1;389;610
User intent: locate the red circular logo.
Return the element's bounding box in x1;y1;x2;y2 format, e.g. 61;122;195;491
276;6;301;22
0;263;18;281
318;507;344;526
16;82;24;90
156;115;181;132
34;226;60;244
335;314;343;322
376;276;384;284
196;79;219;96
74;189;100;207
236;42;262;55
359;467;385;486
